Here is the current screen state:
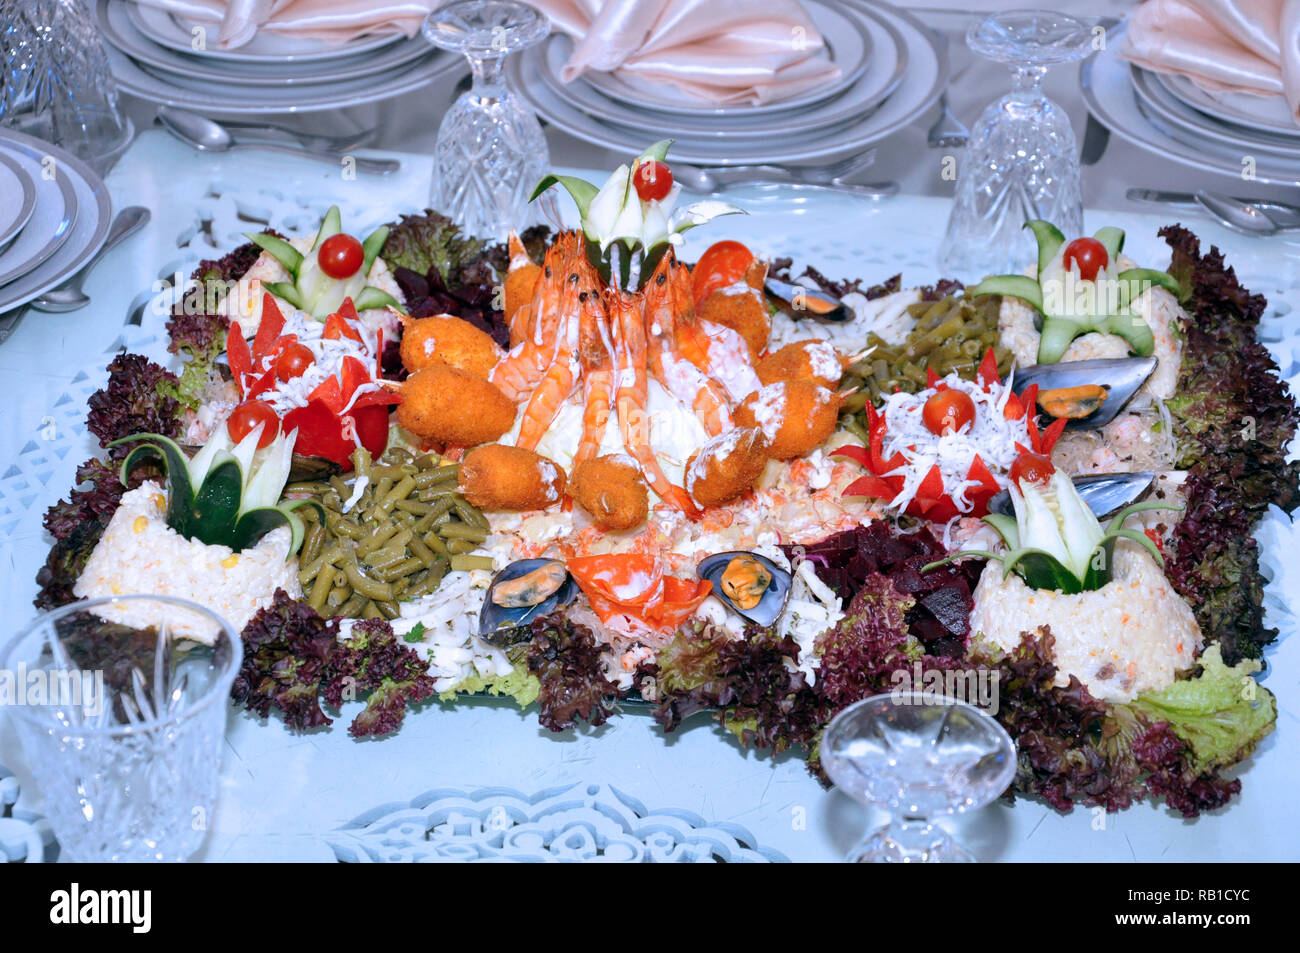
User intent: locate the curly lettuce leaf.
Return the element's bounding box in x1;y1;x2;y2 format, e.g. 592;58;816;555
438;659;541;708
1129;644;1275;775
526;611;621;732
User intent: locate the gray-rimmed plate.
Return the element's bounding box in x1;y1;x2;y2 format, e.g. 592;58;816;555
508;0;944;165
1130;65;1300;159
105;39;463;113
1080;35;1300;188
0;129;111;315
0;141;76;287
100;0;432;88
577;0;874;118
0;151;37;253
536;1;905;141
124;0;405;64
1157;71;1300;137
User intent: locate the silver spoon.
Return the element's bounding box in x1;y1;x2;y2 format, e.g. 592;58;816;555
157;107;400;175
1194;190;1298;236
30;206;151;313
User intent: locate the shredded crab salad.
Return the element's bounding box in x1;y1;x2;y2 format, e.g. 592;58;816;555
879;374;1031;513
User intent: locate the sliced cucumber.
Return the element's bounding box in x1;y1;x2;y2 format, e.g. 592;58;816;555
1093;226;1125;262
311;205;343;252
352;286;402;312
1038;315;1083;363
262;280;305;311
361;225;389;274
1115;267;1180;309
968;274;1045;312
245;233;303;274
638;139;674;163
1025;220;1066;275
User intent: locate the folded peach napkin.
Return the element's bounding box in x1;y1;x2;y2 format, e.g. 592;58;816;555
133;0;439;50
1122;0;1300;124
529;0;841;106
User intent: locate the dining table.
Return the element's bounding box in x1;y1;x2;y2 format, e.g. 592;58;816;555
0;0;1297;864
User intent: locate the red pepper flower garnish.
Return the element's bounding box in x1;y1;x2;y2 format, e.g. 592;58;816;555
224;293;400;468
833;348;1065;521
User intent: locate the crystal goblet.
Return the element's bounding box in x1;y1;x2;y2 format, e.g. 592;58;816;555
1;596;241;862
821;691;1016;863
0;0;133;174
939;10;1094;280
424;0;551;240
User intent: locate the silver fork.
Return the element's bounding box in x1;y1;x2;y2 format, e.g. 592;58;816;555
926;31;969;149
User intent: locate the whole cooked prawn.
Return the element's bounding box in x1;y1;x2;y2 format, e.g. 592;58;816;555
664;250;761;403
573;284;616;467
489;230;579;402
608;288;699;516
642;249;734;436
516;247;599;450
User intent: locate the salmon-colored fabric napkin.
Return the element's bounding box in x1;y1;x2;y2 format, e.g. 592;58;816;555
133;0;439;50
528;0;841;106
1121;0;1300;123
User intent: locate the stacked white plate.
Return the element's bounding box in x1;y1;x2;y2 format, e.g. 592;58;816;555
0;129;112;315
1082;23;1300;188
96;0;464;114
507;0;947;165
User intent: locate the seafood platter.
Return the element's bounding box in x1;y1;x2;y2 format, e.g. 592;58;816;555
40;142;1292;817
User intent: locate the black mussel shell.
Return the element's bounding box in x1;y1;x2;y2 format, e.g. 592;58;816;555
988;471;1156;520
1014;357;1158;430
478;558;578;645
696;551;792;627
763;276;851;322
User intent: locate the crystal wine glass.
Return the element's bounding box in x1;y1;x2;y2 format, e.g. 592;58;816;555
1;596;241;862
938;10;1094;280
424;0;551;240
0;0;133;174
821;691;1016;863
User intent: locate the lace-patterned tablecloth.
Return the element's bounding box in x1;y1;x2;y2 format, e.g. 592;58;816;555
0;131;1296;862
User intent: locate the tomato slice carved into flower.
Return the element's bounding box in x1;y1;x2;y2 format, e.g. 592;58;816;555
566;555;712;633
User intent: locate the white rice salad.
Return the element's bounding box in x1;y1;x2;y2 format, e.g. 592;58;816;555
968;541;1202;703
74;480;302;643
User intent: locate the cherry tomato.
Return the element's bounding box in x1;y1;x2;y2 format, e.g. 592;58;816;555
227;400;280;448
1062;237;1108;282
1010;451;1055;487
691;240;755;308
275;342;315;382
922;389;976;436
317;233;364;280
632;159;673;203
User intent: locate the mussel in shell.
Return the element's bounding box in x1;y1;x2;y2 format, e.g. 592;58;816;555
1014;357;1157;430
988;471;1156;520
763;275;851;323
696;551;792;626
478;558;578;644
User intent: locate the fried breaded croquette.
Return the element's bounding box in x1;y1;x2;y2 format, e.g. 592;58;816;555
735;380;840;460
569;454;650;531
684;426;770;509
696;258;771;358
458;443;566;512
756;340;845;389
400;315;504;378
397;365;516;448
